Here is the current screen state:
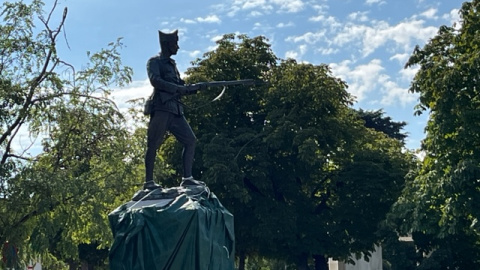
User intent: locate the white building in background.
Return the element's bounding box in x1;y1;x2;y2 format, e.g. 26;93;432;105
329;245;382;270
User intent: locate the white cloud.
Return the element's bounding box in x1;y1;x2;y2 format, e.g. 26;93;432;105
112;79;152;111
400;66;419;82
277;21;294;28
227;6;241;17
333;23;369;46
285;51;298;59
379;81;416;106
271;0;304;13
348;11;369;22
207;44;219;52
443;8;461;29
317;47;338;55
250;10;263;16
180;18;196;24
333;19;438;57
328;58;415;107
286;30;326;44
330;59;385;102
253;22;274;32
389;53;410;65
384;20;438;51
228;0;304;15
189;50;201;58
284;44;308;60
309;15;323;22
197;15;221;23
299;44;308;55
210;35;224;42
312;3;329;12
365;0;385;5
240;0;268;9
420;8;438;19
309;14;341;30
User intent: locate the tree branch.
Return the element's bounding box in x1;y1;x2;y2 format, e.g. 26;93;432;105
0;4;68;150
1;117;24;165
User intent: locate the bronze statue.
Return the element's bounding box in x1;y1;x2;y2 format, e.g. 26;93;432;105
143;30;263;191
143;30;205;190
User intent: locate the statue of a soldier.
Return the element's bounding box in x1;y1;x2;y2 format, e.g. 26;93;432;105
143;30;205;190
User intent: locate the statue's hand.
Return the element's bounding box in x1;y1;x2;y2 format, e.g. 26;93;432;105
195;82;209;90
178;83;208;95
177;86;188;95
187;84;201;91
177;85;196;95
186;84;199;95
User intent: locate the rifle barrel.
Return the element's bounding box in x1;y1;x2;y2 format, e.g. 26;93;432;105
206;79;256;87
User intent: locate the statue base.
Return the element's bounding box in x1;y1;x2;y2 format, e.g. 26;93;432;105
130;184;209;201
108;184;235;270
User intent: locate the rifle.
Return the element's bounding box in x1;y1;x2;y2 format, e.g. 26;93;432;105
181;79;265;109
144;79;263;115
195;79;261;88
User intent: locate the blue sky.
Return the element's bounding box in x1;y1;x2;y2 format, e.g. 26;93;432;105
22;0;465;151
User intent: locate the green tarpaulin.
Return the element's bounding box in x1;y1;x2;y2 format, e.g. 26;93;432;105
108;187;235;270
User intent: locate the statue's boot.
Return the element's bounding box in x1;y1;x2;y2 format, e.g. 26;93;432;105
143;180;162;190
180;176;206;187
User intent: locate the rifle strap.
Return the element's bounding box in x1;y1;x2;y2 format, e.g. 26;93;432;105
185;86;226;110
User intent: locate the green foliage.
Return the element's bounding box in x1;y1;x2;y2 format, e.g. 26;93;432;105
0;0;140;267
356;109;407;144
180;33;413;268
393;0;480;267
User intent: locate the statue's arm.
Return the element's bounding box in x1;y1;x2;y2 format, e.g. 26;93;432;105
147;58;180;94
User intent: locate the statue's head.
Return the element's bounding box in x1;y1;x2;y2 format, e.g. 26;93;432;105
159;30;179;55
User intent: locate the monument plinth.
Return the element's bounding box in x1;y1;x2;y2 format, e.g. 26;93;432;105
108;185;235;270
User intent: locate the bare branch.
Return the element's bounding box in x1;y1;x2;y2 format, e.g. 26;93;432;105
4;154;38;162
44;0;58;26
61;10;71;50
30;91;120;111
59;59;75;82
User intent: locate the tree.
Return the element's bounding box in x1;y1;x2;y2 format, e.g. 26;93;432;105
262;62;412;268
392;0;480;268
0;1;140;268
356;109;407;144
178;34;413;270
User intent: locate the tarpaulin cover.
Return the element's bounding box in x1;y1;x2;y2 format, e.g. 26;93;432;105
108;190;235;270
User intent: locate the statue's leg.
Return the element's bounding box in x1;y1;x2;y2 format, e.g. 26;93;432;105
145;111;171;183
169;115;196;178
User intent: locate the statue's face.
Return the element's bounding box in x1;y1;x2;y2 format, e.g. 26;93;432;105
166;40;179;55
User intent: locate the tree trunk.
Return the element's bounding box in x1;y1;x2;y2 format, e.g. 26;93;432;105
296;252;310;270
238;251;246;270
313;254;329;270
